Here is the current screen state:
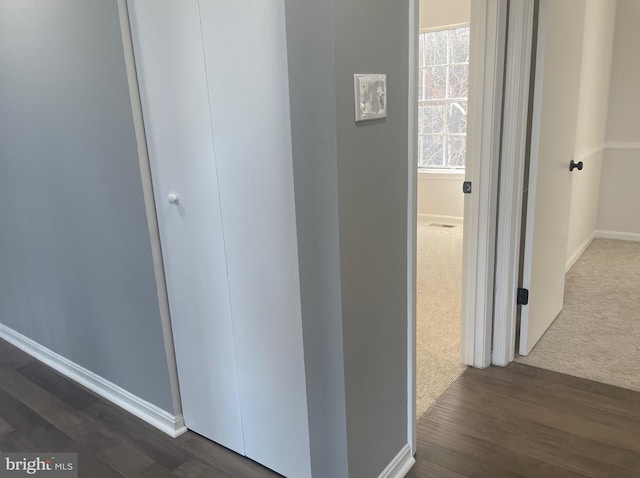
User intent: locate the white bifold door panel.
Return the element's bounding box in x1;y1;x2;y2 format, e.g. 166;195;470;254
128;1;312;477
195;3;311;477
127;0;245;454
519;0;585;355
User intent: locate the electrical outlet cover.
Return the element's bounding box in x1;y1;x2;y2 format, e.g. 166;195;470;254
354;74;387;122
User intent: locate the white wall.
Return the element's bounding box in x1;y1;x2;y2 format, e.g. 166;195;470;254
597;0;640;237
417;171;465;224
417;0;469;223
566;0;617;270
597;149;640;236
420;0;469;29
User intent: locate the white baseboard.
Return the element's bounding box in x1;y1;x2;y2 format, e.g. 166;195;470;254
0;323;186;438
418;213;464;226
378;443;415;478
565;232;595;273
604;142;640;150
596;230;640;242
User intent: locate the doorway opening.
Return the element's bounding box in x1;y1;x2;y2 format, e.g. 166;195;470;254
515;0;640;392
415;0;470;419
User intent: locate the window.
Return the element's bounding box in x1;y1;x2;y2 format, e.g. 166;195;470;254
418;25;470;170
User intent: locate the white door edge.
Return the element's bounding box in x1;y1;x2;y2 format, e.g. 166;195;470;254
461;0;508;368
492;0;535;366
406;0;418;455
116;0;183;418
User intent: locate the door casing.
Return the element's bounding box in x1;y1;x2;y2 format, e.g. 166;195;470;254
407;0;509;454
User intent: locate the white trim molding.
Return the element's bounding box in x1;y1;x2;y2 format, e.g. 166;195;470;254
492;0;535;367
420;22;470;34
575;145;604;161
407;0;419;455
566;232;595;273
418;213;464;226
417;170;466;180
377;444;416;478
0;324;187;438
604;142;640;150
596;230;640;242
461;0;508;368
116;0;184;419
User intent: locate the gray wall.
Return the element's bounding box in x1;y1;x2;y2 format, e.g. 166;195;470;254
0;0;174;413
334;0;410;476
286;0;411;476
284;1;350;477
286;0;409;478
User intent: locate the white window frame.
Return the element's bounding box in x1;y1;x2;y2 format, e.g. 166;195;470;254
418;22;470;173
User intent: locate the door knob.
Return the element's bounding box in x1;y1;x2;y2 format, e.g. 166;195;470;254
167;193;180;205
569;160;583;172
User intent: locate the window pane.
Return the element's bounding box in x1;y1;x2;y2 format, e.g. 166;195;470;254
446;136;466;168
417;26;469;171
425;66;446;99
447;101;467;134
449;27;470;64
448;65;468;98
421;135;444;167
423;104;445;134
423;30;447;65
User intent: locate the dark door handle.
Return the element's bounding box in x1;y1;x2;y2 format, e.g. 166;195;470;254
570;160;583;171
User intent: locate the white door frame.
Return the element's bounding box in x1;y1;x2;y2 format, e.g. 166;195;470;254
116;0;184;424
491;1;537;366
407;0;508;454
407;0;419;453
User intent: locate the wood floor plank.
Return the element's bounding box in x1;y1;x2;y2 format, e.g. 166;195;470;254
0;338;638;478
0;340;35;369
0;367;84;430
465;365;640;419
0;416;14;436
0;387;52;431
176;432;281;477
79;400;191;471
96;443;154;477
172;456;236;478
444;381;640;457
139;462;180;478
17;361;99;410
458;370;640;442
416;418;589;478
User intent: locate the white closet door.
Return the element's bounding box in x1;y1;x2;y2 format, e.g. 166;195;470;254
198;2;312;477
127;0;244;454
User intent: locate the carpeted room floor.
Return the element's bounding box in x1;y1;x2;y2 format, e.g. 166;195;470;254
516;238;640;392
416;217;467;418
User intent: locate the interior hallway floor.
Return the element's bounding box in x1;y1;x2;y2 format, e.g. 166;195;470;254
1;338;638;478
416;217;467;418
516;238;640;392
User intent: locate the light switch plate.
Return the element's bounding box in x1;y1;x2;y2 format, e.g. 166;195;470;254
354;74;387;122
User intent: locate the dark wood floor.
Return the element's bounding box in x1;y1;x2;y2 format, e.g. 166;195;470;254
1;339;639;478
408;363;640;478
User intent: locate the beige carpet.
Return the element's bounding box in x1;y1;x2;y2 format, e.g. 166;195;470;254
416;218;467;418
516;239;640;392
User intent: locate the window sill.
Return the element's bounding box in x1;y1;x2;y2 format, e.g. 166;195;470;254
418;169;465;180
